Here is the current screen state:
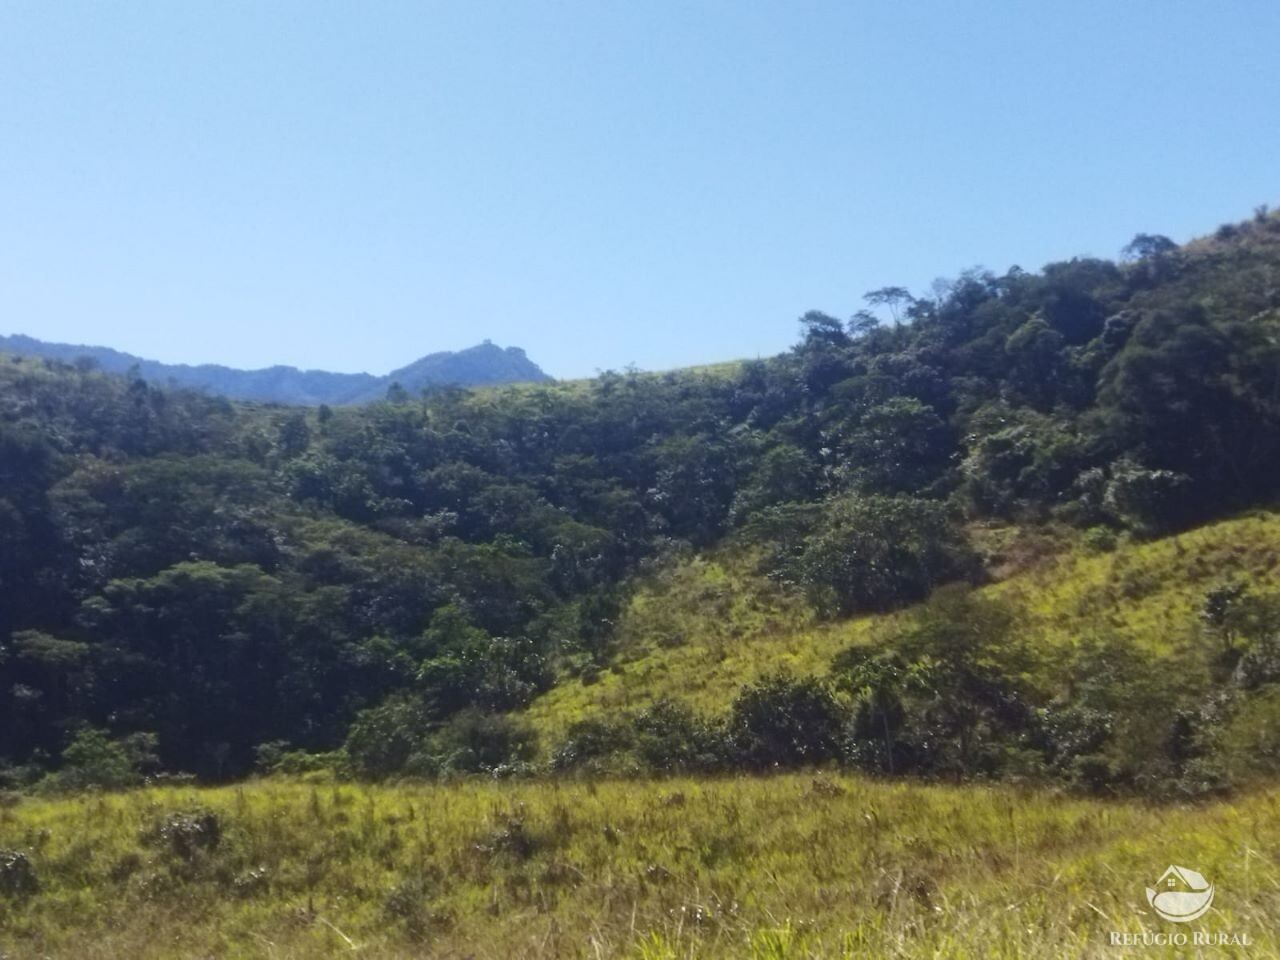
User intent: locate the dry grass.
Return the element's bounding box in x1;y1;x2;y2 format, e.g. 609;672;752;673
2;775;1278;958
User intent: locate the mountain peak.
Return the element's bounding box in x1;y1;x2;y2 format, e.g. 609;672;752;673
0;333;552;405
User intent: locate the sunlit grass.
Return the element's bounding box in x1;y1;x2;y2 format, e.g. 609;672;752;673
524;510;1280;744
2;775;1277;958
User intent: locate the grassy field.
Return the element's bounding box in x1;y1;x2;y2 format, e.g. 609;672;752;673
524;510;1280;744
1;775;1277;959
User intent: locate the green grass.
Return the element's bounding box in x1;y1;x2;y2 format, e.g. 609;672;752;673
2;775;1278;958
524;510;1280;743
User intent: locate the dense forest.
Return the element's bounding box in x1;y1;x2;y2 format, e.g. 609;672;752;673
4;208;1280;793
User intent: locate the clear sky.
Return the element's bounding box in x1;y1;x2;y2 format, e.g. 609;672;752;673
2;1;1278;379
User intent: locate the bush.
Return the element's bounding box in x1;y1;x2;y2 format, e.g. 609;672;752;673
254;742;349;778
728;673;848;768
0;849;38;898
832;590;1039;777
414;710;538;776
1219;686;1280;785
143;810;222;860
1081;525;1117;553
1103;458;1194;535
632;700;726;771
38;727;158;792
549;717;636;773
345;695;431;779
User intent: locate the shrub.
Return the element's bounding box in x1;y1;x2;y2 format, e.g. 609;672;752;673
832;590;1037;776
632;700;726;771
143;810;222;860
254;742;349;778
0;849;38;898
1081;525;1117;553
728;673;847;768
549;717;636;773
415;710;538;775
39;727;158;792
345;695;431;779
1103;458;1194;535
1219;686;1280;785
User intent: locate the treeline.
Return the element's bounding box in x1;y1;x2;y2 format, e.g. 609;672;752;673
3;208;1280;787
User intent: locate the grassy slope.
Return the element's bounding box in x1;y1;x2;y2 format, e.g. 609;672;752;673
2;776;1278;959
524;511;1280;743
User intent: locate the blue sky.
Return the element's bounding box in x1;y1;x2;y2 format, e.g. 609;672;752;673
1;1;1278;379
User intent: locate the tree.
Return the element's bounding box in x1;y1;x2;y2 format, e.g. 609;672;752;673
1121;233;1177;262
863;286;914;325
1200;582;1246;653
832;650;913;773
276;412;312;458
729;673;846;768
869;590;1034;775
798;310;849;347
44;727;158;791
833;398;951;494
786;494;977;617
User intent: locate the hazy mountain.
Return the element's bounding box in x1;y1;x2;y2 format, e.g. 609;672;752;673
0;334;551;404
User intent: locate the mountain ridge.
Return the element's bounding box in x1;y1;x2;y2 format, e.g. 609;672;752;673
0;333;551;405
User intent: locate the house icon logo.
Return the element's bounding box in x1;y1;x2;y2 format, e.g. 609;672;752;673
1146;865;1215;922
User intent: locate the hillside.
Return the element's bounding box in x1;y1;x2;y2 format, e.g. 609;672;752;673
525;511;1280;729
523;510;1280;787
3;207;1280;798
0;334;551;404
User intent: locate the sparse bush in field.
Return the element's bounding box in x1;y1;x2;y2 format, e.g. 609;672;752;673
344;694;432;779
728;673;847;768
1201;581;1248;652
346;695;538;780
231;865;270;897
832;649;915;773
632;700;726;771
143;809;223;860
383;877;449;943
254;741;349;777
411;709;538;776
549;716;636;773
1219;685;1280;784
1234;634;1280;689
474;806;543;862
549;702;727;774
0;849;38;898
1031;704;1115;787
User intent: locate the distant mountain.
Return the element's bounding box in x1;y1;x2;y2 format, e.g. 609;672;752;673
0;334;551;404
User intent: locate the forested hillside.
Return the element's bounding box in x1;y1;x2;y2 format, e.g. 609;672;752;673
4;208;1280;793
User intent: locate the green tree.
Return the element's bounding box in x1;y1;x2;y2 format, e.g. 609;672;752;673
788;494;977;617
